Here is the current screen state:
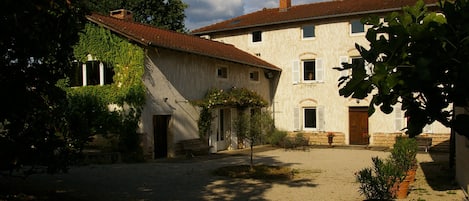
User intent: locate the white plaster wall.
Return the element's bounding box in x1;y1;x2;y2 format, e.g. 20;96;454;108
140;47;275;157
208;18;450;144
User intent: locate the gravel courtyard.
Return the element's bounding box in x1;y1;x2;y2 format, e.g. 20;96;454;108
1;146;466;201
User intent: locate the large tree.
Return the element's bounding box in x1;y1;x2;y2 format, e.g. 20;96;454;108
0;0;86;175
83;0;187;32
336;0;469;138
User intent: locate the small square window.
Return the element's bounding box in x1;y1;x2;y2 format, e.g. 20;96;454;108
302;25;315;38
217;67;228;79
252;31;262;42
303;60;316;81
351;20;365;34
250;71;259;81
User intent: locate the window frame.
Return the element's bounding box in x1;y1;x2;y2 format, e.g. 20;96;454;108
350;19;365;35
302;24;315;39
302;60;316;82
303;107;318;130
249;70;260;82
216;66;228;79
251;30;263;43
70;60;114;87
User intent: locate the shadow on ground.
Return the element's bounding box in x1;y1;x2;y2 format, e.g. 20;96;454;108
420;150;459;191
0;147;317;201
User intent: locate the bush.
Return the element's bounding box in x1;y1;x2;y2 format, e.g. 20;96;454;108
356;157;403;200
268;129;287;146
391;136;418;172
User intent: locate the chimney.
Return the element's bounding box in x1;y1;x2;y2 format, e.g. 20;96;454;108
279;0;291;11
110;9;133;21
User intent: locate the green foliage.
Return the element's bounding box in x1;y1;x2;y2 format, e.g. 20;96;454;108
335;0;469;137
0;0;86;174
83;0;187;32
267;129;288;146
66;23;146;162
197;88;268;139
356;157;403;200
390;137;418;172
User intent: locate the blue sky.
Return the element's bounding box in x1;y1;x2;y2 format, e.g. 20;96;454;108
183;0;324;31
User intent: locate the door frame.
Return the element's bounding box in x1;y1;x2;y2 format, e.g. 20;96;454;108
349;107;369;145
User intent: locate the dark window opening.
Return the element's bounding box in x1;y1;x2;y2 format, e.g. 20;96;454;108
304;108;317;128
252;31;262;42
303;60;316;81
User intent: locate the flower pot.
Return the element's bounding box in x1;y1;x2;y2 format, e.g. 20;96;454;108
327;136;334;147
396;179;411;199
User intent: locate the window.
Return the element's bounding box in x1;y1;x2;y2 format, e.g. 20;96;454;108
351;57;373;75
217;67;228;79
249;71;259;81
252;31;262;42
350;19;365;34
292;59;324;84
302;25;315;38
304;108;317;129
303;60;316;81
69;60;114;87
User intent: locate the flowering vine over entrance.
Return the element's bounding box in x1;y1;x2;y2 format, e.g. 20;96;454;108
196;88;268;138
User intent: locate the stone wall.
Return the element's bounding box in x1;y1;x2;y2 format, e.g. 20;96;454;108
288;132;346;146
372;133;451;152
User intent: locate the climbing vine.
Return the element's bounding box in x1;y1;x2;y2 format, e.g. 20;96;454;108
64;23;146;161
196;88;268;138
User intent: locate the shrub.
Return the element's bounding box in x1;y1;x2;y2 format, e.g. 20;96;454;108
391;136;418;172
268;129;287;146
356;157;403;200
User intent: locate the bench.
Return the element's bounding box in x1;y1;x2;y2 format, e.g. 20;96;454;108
415;137;432;152
179;139;211;157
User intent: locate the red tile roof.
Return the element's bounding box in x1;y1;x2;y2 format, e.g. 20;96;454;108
86;13;281;71
191;0;438;34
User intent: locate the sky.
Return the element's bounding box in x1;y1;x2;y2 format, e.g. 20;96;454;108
183;0;325;31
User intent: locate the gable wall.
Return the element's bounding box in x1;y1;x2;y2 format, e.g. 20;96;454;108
140;47;275;157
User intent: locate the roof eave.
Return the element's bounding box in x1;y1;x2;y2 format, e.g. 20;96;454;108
86;15;281;72
192;4;438;35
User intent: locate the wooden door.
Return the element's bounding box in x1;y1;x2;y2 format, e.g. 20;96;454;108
349;107;369;145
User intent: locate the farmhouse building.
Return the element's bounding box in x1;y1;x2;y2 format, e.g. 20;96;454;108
81;10;281;158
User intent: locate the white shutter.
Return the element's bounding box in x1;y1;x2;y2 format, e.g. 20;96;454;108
339;56;349;77
365;60;373;75
292;61;300;84
293;107;300;131
317;106;325;131
394;106;404;132
315;58;324;82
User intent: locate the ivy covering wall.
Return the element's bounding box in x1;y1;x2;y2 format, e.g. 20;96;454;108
64;23;146;162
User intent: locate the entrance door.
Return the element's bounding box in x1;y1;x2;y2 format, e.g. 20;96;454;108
349;107;369;145
217;109;231;151
153;115;170;158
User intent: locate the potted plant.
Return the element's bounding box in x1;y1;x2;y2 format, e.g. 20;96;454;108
327;132;335;147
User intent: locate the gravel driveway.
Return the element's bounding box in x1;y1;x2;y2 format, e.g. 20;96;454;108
1;146;466;201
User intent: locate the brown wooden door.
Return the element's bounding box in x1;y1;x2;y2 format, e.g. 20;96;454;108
349;107;369;145
153;115;170;158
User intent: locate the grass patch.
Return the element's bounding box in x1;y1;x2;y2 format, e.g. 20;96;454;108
213;165;295;180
